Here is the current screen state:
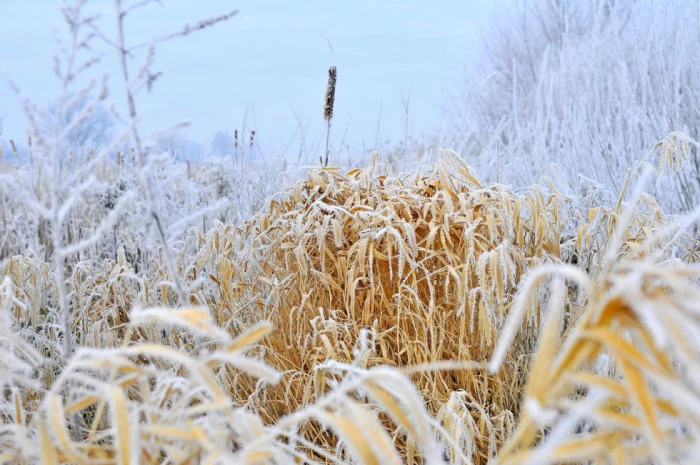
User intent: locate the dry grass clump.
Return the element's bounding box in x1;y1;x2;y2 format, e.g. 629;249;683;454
487;179;700;464
1;270;445;463
194;151;570;460
495;258;700;464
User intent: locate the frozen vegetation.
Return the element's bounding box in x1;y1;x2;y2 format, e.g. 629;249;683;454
1;0;700;463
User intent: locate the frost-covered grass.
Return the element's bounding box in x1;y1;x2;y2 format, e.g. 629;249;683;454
448;0;700;214
1;0;700;464
2;151;700;464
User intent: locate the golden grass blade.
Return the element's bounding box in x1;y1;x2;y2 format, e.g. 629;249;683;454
572;372;681;416
502;432;620;465
583;327;663;374
46;393;86;464
107;386;132;465
524;280;564;401
363;379;417;437
316;405;403;465
121;344;227;401
130;306;230;340
314;366;325;400
39;415;59;465
208;351;281;384
490;265;590;373
65;395;99;415
240;450;274;464
618;357;669;465
13;390;23;426
146;425;203;441
318;412;382;465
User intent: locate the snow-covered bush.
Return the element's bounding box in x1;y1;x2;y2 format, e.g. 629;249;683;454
448;0;700;212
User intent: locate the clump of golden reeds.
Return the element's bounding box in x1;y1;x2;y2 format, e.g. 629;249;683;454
195;150;570;462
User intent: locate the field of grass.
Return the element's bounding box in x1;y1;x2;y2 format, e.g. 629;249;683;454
2;143;700;464
2;1;700;464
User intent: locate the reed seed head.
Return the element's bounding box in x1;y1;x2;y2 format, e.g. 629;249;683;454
324;65;337;122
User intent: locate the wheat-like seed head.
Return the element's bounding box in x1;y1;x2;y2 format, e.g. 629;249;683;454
324;65;337;122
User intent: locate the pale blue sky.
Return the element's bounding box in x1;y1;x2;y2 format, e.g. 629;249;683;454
0;0;491;157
